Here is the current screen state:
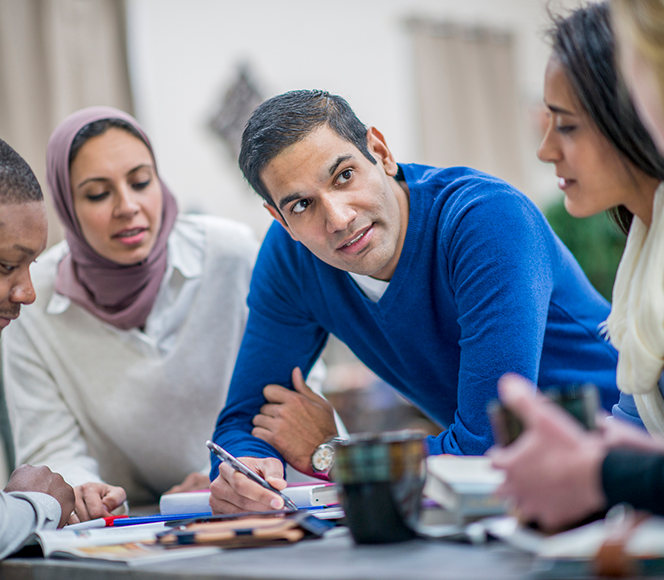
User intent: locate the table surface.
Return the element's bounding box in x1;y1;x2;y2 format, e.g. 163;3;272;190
1;528;539;580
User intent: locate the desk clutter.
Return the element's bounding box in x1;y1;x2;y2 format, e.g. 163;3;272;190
28;439;664;577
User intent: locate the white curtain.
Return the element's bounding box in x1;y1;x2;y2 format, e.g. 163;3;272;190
0;0;133;246
0;0;132;483
409;19;526;191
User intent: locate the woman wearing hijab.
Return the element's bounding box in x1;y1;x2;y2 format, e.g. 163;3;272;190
2;107;259;522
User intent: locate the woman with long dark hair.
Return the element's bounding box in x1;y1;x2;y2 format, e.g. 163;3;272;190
491;1;664;531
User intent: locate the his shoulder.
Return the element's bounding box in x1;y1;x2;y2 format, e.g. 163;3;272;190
406;162;518;193
405;164;547;247
426;166;536;219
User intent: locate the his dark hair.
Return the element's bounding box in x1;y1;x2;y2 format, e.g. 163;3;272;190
0;138;43;205
69;118;147;167
548;1;664;234
239;89;376;208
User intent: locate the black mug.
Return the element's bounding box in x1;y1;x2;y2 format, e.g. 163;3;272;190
331;430;427;544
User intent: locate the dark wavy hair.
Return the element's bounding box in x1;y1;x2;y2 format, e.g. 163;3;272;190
548;1;664;234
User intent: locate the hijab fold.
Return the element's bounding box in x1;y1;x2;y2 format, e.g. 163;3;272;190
47;107;178;330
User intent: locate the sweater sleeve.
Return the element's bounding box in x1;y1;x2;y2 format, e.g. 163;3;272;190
210;225;328;479
3;320;103;488
602;449;664;514
427;188;555;455
0;491;60;559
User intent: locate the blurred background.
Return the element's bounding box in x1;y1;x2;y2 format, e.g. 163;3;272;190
0;0;620;475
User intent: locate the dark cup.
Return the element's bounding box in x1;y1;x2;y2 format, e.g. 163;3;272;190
330;430;427;544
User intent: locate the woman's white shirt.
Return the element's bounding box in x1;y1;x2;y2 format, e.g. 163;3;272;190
3;214;258;505
45;213;206;358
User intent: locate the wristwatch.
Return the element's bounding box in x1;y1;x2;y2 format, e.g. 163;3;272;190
311;437;345;474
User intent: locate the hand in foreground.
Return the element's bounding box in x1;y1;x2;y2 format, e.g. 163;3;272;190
251;367;338;475
164;472;210;495
4;464;75;528
209;456;286;514
67;482;127;524
489;374;607;532
599;413;664;454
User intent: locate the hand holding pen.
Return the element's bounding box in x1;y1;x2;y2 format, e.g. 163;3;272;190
207;440;298;513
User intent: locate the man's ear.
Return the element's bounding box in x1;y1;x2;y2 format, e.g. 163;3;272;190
366;127;399;177
264;202;300;242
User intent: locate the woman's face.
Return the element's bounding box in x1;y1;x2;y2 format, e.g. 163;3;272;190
537;57;656;220
619;39;664;155
70;128;163;265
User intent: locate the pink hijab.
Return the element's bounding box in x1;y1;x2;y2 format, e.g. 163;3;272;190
47;107;178;330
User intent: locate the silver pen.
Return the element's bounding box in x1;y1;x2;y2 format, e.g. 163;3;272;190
206;440;298;511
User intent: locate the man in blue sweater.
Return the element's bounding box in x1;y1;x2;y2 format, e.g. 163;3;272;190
209;89;620;514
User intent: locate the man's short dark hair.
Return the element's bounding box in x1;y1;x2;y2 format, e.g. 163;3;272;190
239;90;377;208
0;138;43;205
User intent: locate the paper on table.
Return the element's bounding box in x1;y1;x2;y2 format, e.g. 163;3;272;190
35;522;220;566
159;483;340;515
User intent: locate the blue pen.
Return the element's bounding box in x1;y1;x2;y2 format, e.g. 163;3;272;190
113;512;213;526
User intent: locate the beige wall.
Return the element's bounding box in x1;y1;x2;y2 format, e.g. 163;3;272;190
126;0;586;240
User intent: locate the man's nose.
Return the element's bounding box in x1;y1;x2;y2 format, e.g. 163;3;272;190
10;269;36;306
324;195;356;234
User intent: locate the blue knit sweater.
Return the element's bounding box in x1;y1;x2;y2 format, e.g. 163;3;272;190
211;164;619;476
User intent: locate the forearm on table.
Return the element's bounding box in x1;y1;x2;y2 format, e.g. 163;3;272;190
0;491;61;558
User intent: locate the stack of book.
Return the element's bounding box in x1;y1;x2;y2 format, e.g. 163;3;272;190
422;455;507;525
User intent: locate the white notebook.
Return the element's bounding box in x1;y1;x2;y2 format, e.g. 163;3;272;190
159;483;340;515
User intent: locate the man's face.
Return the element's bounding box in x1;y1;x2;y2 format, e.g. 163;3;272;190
0;202;47;333
261;125;409;280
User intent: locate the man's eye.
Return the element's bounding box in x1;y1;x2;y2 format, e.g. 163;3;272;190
337;169;353;184
292;199;311;214
0;264;16;273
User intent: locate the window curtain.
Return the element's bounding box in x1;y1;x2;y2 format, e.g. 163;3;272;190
0;0;133;246
0;0;132;482
408;19;526;192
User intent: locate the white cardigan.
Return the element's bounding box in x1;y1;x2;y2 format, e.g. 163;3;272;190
3;214;258;506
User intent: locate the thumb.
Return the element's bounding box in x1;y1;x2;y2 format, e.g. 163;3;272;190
291;367;324;402
102;486;126;512
257;459;287;491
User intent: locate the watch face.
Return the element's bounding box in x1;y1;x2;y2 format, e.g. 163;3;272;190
312;444;335;473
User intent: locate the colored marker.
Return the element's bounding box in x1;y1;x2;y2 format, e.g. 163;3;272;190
67;515;129;530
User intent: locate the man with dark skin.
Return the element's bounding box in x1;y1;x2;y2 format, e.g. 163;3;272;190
0;138;75;557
